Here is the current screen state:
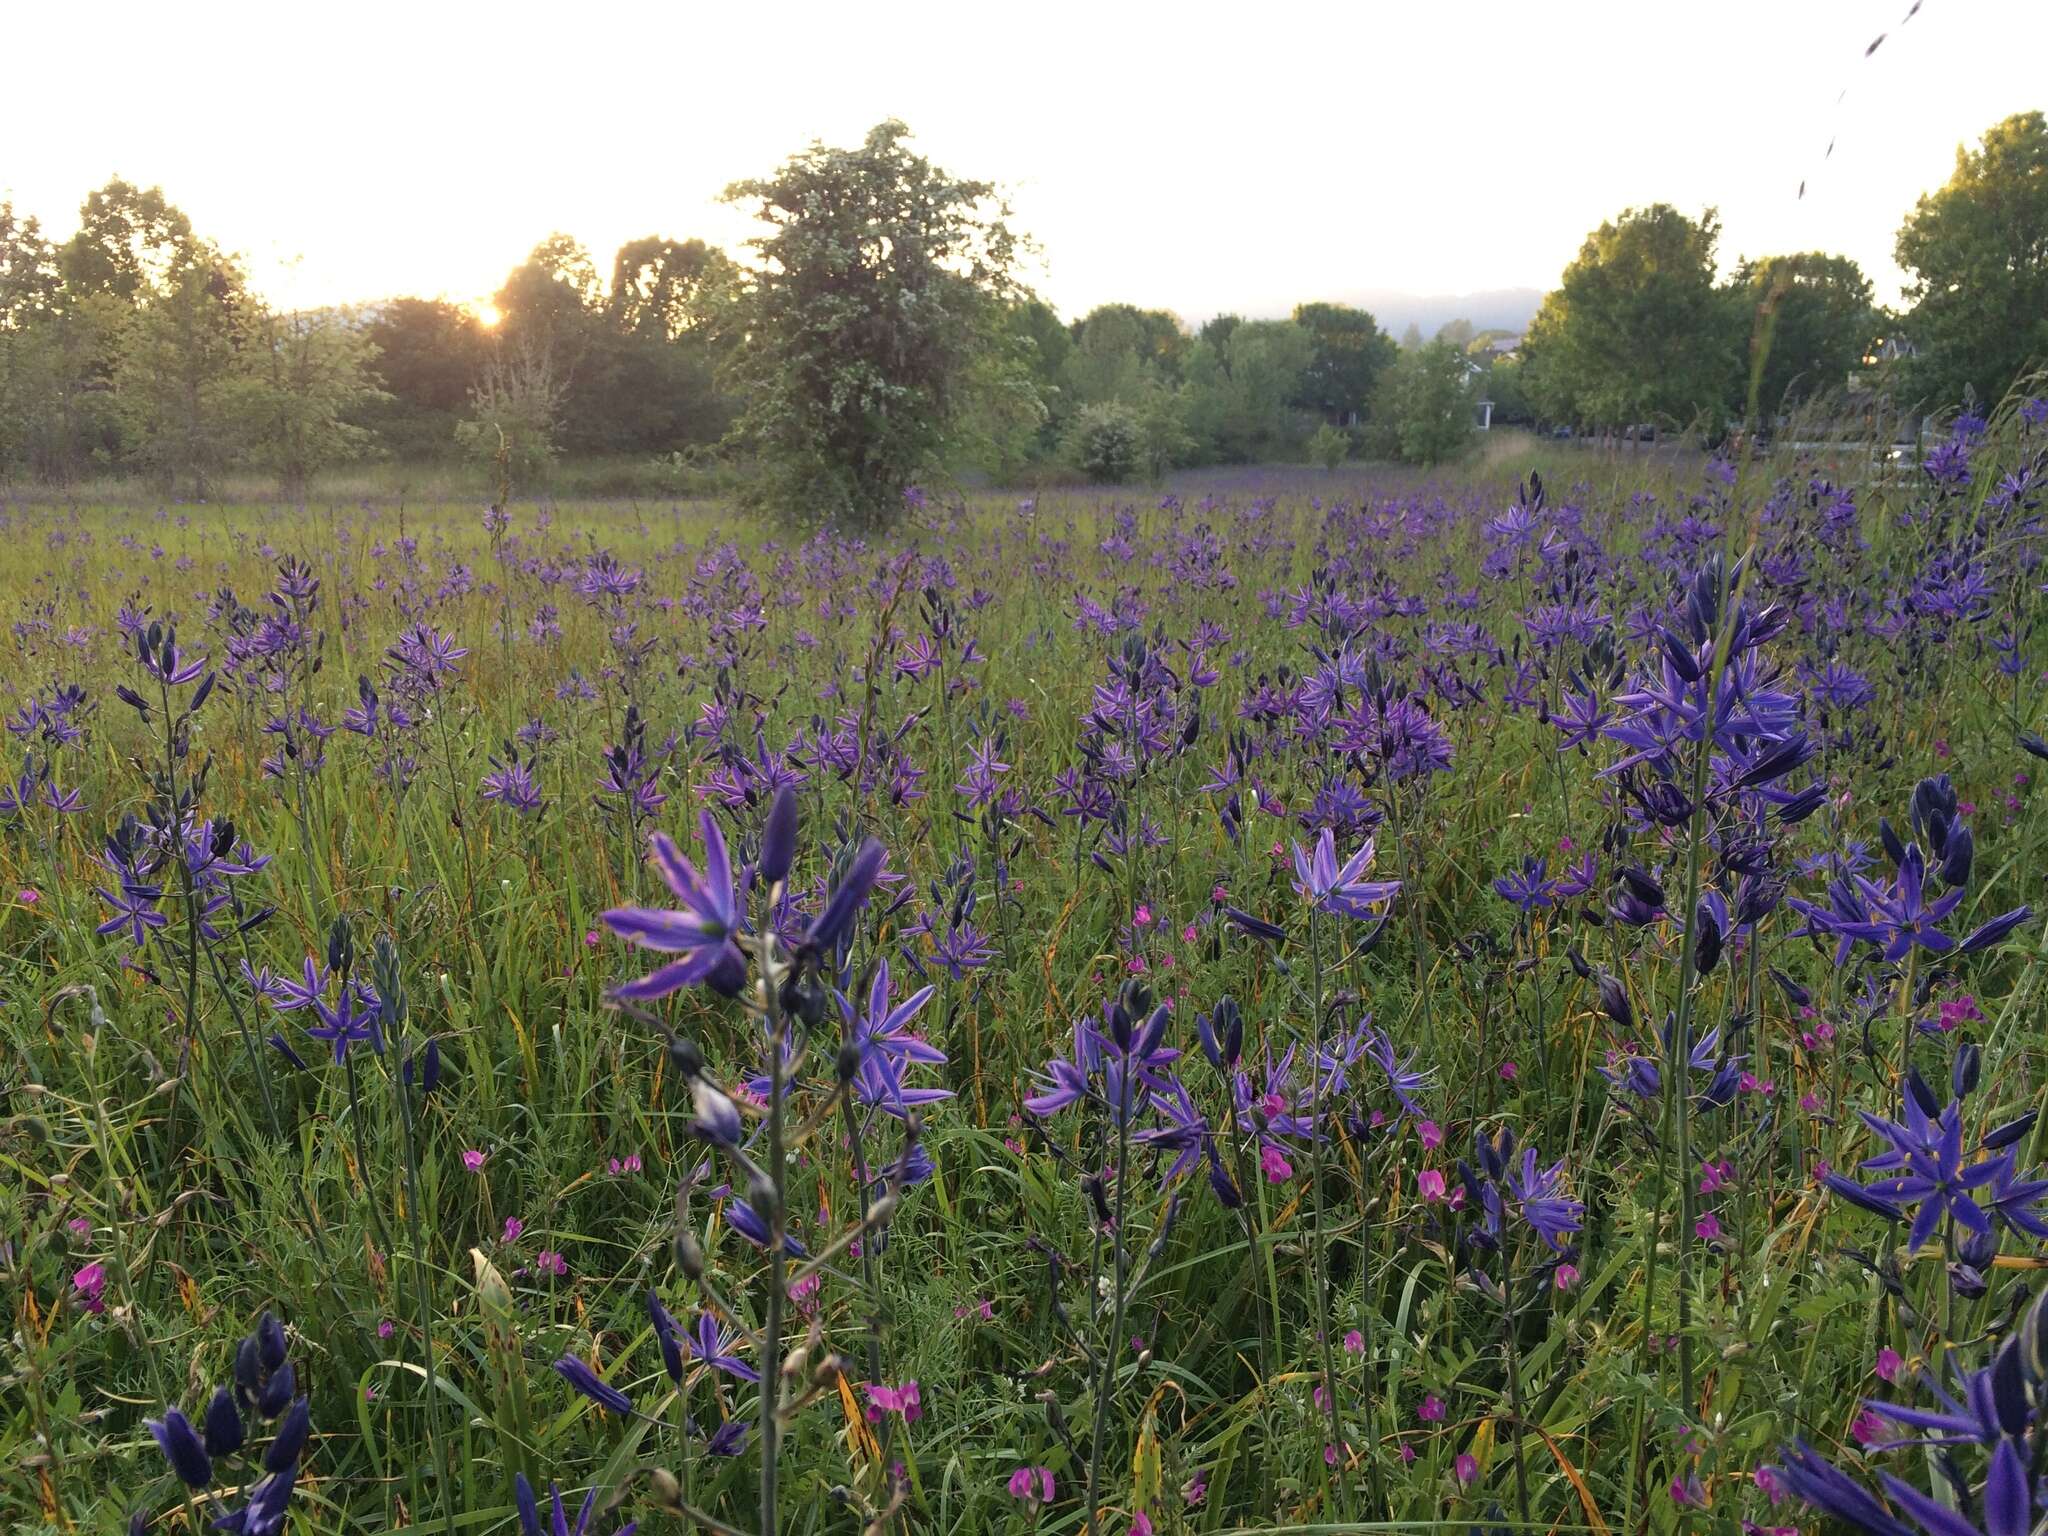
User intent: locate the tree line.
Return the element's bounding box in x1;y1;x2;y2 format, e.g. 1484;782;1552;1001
1;111;2042;514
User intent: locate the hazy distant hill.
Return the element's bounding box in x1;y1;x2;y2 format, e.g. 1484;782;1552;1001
1229;287;1545;339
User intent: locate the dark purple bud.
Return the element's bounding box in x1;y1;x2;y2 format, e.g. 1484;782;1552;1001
1984;1111;2038;1152
190;671;217;713
1206;1147;1243;1209
2019;731;2048;763
689;1077;743;1148
147;1408;213;1488
1775;783;1826;824
805;837;885;953
1222;906;1285;945
1960;906;2032;954
1905;1068;1940;1120
1620;867;1664;908
759;787;798;885
1820;1172;1905;1221
257;1362;296;1420
268;1033;310;1073
1735;732;1815;789
553;1355;635;1415
1953;1043;1981;1100
1938;825;1973;888
234;1336;265;1398
262;1397;310;1473
1769;968;1810;1009
1595;972;1634;1032
516;1473;542;1536
420;1037;442;1094
202;1387;245;1458
647;1292;686;1385
255;1311;288;1371
1877;817;1907;871
1659;628;1701;682
1692;894;1725;976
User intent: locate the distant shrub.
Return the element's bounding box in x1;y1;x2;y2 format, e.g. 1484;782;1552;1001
1066;401;1143;483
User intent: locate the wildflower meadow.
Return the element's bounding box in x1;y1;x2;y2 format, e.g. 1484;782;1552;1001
7;405;2048;1536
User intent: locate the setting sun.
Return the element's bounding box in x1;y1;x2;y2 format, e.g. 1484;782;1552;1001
471;301;502;329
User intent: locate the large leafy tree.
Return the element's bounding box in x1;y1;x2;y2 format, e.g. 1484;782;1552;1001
1370;339;1473;465
1291;301;1397;424
115;243;252;495
360;298;490;459
1896;111;2048;411
230;307;385;497
719;120;1028;526
1181;318;1313;463
59;178;193;301
1522;204;1739;429
1732;252;1878;415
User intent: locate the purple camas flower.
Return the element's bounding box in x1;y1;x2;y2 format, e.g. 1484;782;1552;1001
603;814;749;999
1289;828;1400;921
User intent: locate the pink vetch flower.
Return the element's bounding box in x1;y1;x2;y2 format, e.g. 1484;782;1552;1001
1418;1118;1443;1150
1417;1168;1446;1202
1799;1092;1824;1115
1754;1466;1785;1504
67;1217;91;1237
583;929;601;948
1007;1465;1055;1507
791;1270;823;1316
1876;1347;1904;1384
1419;1394;1445;1423
1498;1060;1518;1082
954;1297;996;1322
536;1249;568;1278
1399;1443;1417;1465
378;1319;396;1340
606;1153;644;1176
1129;1515;1154;1536
1670;1471;1706;1507
1938;995;1982;1032
17;887;40;904
866;1380;924;1424
1851;1409;1886;1446
1134;904;1153;927
1694;1211;1725;1243
1699;1159;1733;1195
461;1149;487;1173
72;1261;107;1314
1181;923;1198;944
1555;1263;1580;1291
503;1217;524;1243
1184;1472;1208;1505
1455;1453;1478;1486
1343;1329;1365;1355
1260;1144;1294;1183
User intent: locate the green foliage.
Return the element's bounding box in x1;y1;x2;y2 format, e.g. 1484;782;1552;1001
229;308;386;497
113;245;252;495
360;298;490;460
1181;318;1314;462
1522;204;1739;429
1371;339;1474;464
718;119;1029;528
1066;400;1143;481
1306;420;1351;470
1734;252;1879;415
455;337;563;488
1291;302;1398;424
1897;111;2048;411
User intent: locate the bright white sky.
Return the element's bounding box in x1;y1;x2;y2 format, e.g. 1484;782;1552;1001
7;0;2044;322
